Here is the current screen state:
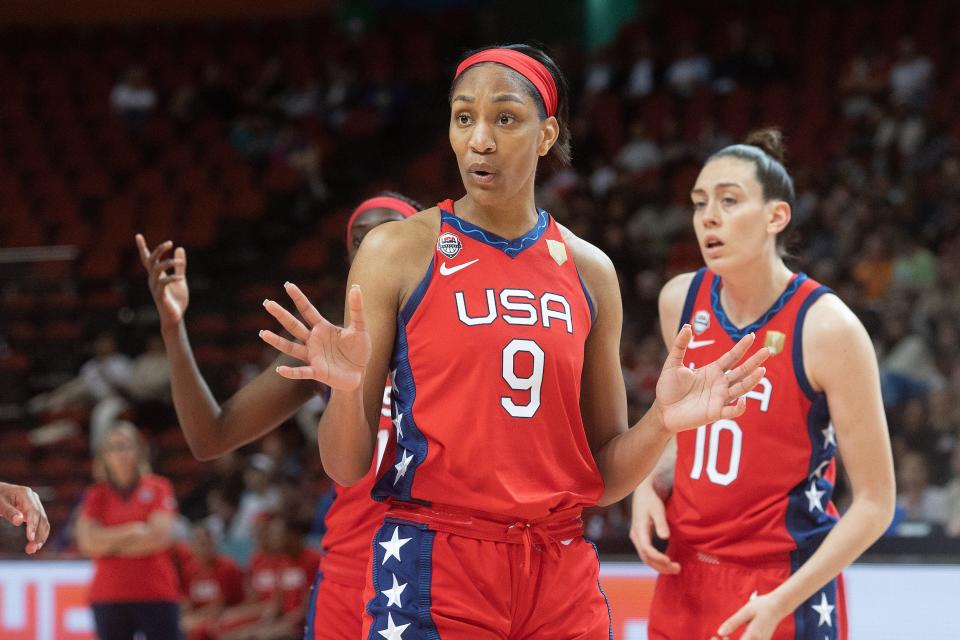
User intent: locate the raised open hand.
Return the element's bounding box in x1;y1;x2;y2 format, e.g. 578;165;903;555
259;282;371;391
136;234;188;327
656;325;771;433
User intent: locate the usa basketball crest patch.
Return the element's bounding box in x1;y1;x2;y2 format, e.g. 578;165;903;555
437;232;462;258
693;309;710;334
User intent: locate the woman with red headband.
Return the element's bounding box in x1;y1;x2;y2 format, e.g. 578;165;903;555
260;44;769;638
135;191;421;640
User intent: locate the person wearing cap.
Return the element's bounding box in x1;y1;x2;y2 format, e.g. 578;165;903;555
76;422;182;639
261;44;769;638
228;453;280;543
135;191;422;639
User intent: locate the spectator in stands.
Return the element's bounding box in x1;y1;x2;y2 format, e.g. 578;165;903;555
892;234;938;292
889;37;933;111
895;449;947;528
181;451;245;523
623;38;656;99
665;41;711;96
852;230;894;301
90;334;172;445
110;65;157;130
76;422;182;639
180;525;245;640
615;119;662;174
583;46;618;97
880;311;944;409
0;481;49;554
228;453;280;543
28;332;134;443
838;49;887;119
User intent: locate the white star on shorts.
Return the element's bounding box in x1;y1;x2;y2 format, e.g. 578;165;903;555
379;526;412;565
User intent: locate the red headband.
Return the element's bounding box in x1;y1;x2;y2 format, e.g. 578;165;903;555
346;196;418;248
454;48;558;118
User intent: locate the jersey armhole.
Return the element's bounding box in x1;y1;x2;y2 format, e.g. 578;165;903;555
792;285;833;401
577;272;596;324
677;267;707;332
399;260;435;325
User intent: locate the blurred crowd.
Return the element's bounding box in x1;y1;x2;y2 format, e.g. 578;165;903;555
1;1;959;585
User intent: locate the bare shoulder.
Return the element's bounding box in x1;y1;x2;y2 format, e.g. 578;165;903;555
659;272;697;313
658;271;697;346
350;207;440;309
804;292;867;347
803;292;875;391
356;207;440;261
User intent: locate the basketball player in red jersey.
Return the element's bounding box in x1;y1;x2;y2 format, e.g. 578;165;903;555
135;192;421;640
260;44;770;638
630;130;895;640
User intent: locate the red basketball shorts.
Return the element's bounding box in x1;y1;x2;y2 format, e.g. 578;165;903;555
305;573;365;640
648;542;847;640
360;505;613;639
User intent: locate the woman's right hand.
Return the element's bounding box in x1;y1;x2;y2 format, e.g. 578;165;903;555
259;282;371;391
629;483;681;575
135;234;189;327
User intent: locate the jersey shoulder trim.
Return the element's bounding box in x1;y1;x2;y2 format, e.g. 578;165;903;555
678;267;708;332
792;284;834;401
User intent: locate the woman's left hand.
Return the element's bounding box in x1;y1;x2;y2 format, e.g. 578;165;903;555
655;325;771;433
711;591;786;640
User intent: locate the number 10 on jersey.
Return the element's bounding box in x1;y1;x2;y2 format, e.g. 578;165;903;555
690;419;743;485
501;339;544;418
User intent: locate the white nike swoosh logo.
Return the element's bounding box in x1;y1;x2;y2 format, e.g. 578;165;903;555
439;259;479;276
687;339;716;349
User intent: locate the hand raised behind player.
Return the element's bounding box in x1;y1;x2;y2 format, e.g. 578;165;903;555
135;234;188;327
629;485;680;575
655;325;771;433
259;282;371;391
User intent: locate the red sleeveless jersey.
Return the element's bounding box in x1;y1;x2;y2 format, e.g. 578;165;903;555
667;269;839;560
372;199;604;520
318;381;393;587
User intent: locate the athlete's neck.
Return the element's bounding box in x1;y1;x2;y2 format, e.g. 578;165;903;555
453;192;540;240
717;257;795;329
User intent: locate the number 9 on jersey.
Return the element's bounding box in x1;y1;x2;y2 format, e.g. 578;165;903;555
501;339;545;418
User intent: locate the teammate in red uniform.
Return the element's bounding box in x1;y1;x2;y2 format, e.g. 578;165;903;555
135;192;421;640
0;480;49;554
76;422;182;640
219;516;322;640
180;525;245;640
260;44;770;638
630;130;896;640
